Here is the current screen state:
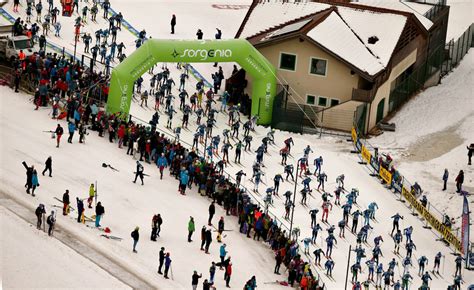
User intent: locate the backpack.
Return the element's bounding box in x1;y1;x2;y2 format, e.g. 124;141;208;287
47;215;54;225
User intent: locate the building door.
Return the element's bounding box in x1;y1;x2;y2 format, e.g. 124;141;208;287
376;98;385;124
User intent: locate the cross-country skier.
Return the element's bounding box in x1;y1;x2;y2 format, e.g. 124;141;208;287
325;234;337;258
454;255;464;277
325;259;335;276
285;164;295;181
421;271;432;288
313;156;323;175
321;200;332;222
317;172;327;191
401;272;413;290
418;256;428;276
393;230;403;254
433;252;442;274
391;213;404;236
338;219;346;238
336;174;345;189
284;137;294;153
366;258;375;281
405;240;416;258
351;209;361;233
311;223;322;244
309;209;319;228
404;226;413;244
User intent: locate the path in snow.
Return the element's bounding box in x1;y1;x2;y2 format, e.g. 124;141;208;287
0;193;133;289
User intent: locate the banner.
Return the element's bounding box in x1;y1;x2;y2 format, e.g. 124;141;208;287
462;195;470;261
108;39;276;124
379;167;392;185
361;145;371;164
401;186;462;251
351;127;357;144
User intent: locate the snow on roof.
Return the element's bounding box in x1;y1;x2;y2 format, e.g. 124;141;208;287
239;1;330;38
307;11;385;75
354;0;433;30
337;6;407;67
267;18;312;39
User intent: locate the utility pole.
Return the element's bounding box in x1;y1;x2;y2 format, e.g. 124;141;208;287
345;245;352;290
289;162;299;239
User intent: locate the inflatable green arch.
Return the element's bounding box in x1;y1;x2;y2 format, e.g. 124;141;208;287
107;39;277;125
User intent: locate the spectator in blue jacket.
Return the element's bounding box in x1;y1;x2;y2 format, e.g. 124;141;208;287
67;121;76;143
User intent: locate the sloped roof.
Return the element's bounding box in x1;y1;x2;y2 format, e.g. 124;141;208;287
307;11;386;76
238;1;331;39
244;5;410;77
355;0;433;30
336;6;407;68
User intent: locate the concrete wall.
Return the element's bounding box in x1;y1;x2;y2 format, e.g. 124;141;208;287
367;48;418;129
251;37;361;107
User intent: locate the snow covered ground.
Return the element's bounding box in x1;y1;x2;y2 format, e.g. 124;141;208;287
0;205;129;289
370;52;474;226
1;0;473;289
446;0;473;41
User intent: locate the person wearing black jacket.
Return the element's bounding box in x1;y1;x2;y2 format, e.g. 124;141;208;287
200;226;206;250
77;197;84;223
467;143;473;165
22;161;34;193
35;204;46;229
131;227;140;253
55;124;64;148
208;201;215;226
62;190;70;215
170;14;176;34
133;161;144;185
95;202;105;227
204;228;212;254
191;271;202;290
42;156;52;177
158;247;165;274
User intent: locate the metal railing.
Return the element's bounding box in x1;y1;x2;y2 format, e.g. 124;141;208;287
351;125;465;252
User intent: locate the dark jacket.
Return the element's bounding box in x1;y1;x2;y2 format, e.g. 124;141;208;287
191;273;202;285
209;203;215;215
96;203;105;215
63;192;70;204
45;157;52;168
131;229;139;241
159;249;165;262
22;161;33;184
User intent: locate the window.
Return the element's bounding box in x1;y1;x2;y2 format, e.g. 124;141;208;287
279;53;297;71
306;95;316;105
318;96;327;107
309;57;327;76
330;99;340;107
